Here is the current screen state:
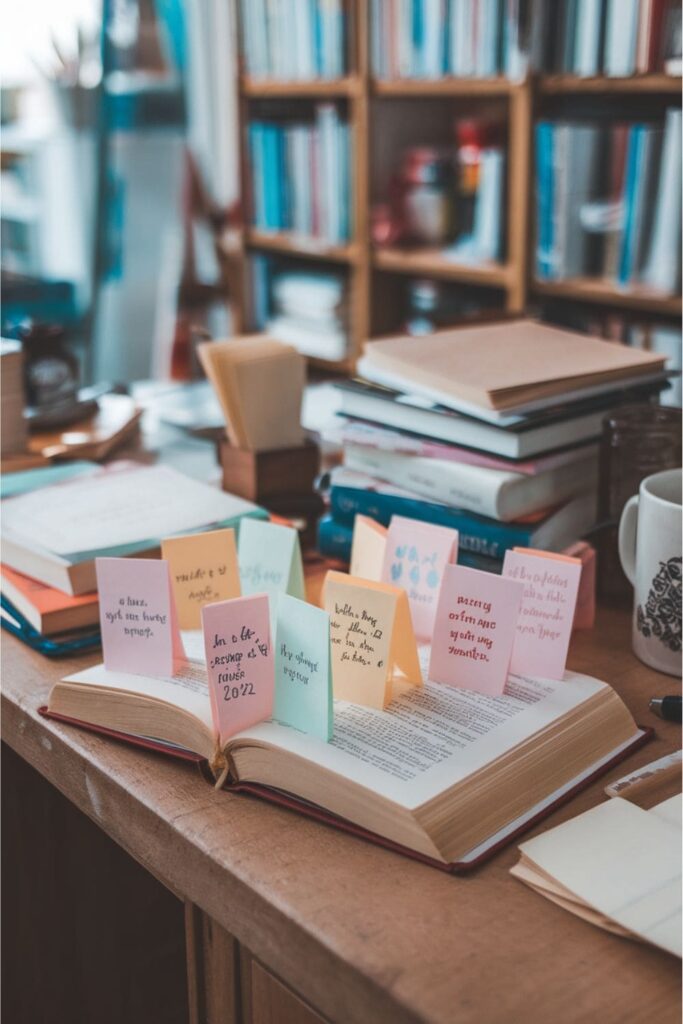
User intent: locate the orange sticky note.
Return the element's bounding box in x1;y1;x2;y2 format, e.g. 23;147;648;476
161;528;241;630
349;515;387;581
322;571;422;709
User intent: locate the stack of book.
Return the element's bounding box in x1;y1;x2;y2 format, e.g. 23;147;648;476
535;109;682;294
248;106;350;244
267;269;349;361
240;0;346;80
317;319;670;568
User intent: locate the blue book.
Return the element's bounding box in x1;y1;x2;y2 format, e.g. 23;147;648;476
619;125;645;285
1;594;101;658
535;122;555;279
263;124;280;229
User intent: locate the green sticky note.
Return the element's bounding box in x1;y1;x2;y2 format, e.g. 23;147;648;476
238;519;305;600
274;593;333;741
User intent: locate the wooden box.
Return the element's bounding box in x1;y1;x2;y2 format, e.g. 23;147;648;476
217;437;320;502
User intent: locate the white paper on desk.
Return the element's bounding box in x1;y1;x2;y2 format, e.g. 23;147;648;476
517;798;682;957
1;465;259;556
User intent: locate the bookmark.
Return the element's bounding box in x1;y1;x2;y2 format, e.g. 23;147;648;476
238;519;305;600
96;557;185;678
201;593;274;745
323;571;422;710
428;564;523;695
349;515;387;581
274;593;333;741
502;548;582;680
381;515;458;642
161;527;241;630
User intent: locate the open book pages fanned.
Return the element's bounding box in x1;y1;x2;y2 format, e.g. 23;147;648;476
48;642;644;868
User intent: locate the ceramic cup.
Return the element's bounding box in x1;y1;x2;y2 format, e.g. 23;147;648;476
618;468;682;676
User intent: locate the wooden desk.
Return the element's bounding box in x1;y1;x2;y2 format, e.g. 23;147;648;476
2;587;681;1024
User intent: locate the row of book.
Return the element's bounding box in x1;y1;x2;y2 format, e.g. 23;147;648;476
240;0;346;80
535;109;682;293
317;318;670;570
248;107;351;243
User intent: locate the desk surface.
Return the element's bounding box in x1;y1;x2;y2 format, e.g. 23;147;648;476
2;575;681;1024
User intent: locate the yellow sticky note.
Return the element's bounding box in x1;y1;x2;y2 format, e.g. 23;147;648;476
349;515;387;582
161;528;241;629
323;571;422;709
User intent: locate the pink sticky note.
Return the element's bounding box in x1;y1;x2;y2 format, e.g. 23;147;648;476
502;549;582;679
381;515;458;641
96;557;185;677
428;564;523;695
202;594;274;744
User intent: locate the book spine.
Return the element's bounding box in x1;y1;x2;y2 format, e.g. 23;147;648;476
329;485;532;559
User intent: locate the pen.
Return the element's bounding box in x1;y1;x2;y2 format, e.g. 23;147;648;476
649;696;682;723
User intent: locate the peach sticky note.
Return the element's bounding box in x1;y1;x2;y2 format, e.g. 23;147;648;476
349;515;387;581
502;548;582;679
161;528;241;629
322;571;422;709
381;515;458;642
562;541;596;630
201;593;274;745
96;557;185;678
428;564;523;695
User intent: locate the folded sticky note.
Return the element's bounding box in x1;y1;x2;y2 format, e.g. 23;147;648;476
202;593;274;744
96;557;185;677
161;528;241;629
350;515;387;581
503;548;582;679
238;518;305;600
381;515;458;642
323;571;422;709
428;564;523;695
274;593;333;741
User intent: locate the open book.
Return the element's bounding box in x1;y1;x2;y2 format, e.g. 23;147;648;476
44;647;648;870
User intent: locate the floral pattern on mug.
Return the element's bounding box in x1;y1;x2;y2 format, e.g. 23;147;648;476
637;556;682;654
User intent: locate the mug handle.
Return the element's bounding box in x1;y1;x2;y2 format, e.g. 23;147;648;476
618;495;639;585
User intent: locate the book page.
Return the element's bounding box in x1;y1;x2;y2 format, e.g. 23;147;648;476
63;660;213;733
233;660;611;809
650;794;683;829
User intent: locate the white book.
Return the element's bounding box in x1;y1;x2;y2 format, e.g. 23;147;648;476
423;0;445;77
474;148;504;261
573;0;602;76
604;0;638;76
268;315;348;359
643;108;682;294
343;445;598;520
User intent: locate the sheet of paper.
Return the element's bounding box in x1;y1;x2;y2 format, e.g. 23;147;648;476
503;548;582;679
274;593;333;741
428;564;523;695
323;571;421;709
516;798;682;958
161;528;241;629
381;515;458;641
238;519;304;600
96;557;184;677
349;515;387;581
201;594;274;744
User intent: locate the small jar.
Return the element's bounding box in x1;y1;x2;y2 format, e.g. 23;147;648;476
597;403;682;605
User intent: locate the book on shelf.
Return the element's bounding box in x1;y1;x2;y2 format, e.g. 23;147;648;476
0;465;267;596
0;564;98;636
253;263;351;360
240;0;346;80
327;467;598;559
44;650;648;870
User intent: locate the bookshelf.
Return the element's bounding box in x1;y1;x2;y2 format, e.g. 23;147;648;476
231;1;682;370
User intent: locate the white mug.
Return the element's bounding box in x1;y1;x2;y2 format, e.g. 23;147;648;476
618;468;682;676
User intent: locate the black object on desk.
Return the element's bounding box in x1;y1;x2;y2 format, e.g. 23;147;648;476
650;697;682;723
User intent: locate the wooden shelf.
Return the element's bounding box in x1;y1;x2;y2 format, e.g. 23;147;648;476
245;229;358;263
539;74;683;95
373;247;511;288
532;277;682;316
372;77;521;98
241;76;362;98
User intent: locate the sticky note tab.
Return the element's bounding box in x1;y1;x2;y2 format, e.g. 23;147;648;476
274;593;333;741
161;528;241;629
202;594;274;744
428;564;523;695
323;571;422;710
96;557;185;677
503;548;582;679
238;519;305;600
381;515;458;641
350;515;387;581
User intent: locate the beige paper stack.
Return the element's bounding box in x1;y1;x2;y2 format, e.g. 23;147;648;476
1;340;28;456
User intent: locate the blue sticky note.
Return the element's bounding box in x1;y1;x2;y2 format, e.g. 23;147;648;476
238;519;305;600
274;593;333;741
